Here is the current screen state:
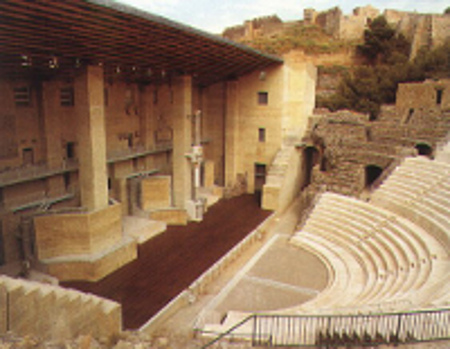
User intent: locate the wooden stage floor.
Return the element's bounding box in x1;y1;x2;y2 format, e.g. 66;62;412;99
63;194;271;329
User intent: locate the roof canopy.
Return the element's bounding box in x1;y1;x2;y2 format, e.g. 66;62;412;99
0;0;282;86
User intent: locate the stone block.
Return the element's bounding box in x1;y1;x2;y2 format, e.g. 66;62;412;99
149;208;188;225
34;203;123;259
45;238;137;282
140;176;171;210
262;185;280;211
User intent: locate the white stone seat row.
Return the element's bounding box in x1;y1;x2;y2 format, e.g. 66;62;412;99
371;158;450;253
288;190;448;312
0;275;121;341
295;196;432;306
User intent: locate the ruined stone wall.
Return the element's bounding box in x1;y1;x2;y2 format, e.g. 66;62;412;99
222;24;246;42
302;81;450;197
316;7;342;38
223;15;283;42
431;15;450;48
339;15;368;41
384;10;450;58
303;8;317;25
339;6;379;41
396;79;450;116
353;5;380;19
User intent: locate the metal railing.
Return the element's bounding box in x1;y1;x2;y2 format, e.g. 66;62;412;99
200;308;450;348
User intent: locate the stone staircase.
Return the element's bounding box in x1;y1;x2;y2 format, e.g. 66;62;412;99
0;275;121;342
262;145;296;210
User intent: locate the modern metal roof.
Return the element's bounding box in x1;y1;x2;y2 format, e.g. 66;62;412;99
0;0;282;86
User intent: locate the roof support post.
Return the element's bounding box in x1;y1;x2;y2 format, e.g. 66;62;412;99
172;75;193;208
225;79;240;188
75;65;109;211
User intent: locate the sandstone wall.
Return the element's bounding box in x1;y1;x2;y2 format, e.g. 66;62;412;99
0;275;121;342
234;65;284;193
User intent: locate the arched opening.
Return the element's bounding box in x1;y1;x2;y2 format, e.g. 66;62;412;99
303;146;319;188
415;143;433;157
365;165;383;187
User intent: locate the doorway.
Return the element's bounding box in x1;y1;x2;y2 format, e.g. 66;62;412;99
254;163;266;205
415;143;432;157
303;146;319;189
365;165;383;188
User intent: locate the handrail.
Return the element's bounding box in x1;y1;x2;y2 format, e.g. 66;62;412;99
199;307;450;348
199;315;254;348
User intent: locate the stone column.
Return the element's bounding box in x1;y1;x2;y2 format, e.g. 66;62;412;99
172;76;193;208
225;80;240;187
42;82;63;168
75;65;109;211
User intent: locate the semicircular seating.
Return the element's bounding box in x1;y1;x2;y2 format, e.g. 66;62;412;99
289;188;448;314
199;154;450;340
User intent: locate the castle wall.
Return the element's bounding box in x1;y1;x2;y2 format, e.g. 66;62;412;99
223;15;284;42
316;7;342;38
431;15;450;48
339;15;369;41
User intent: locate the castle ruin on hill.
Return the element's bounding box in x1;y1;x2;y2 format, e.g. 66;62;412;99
223;5;450;58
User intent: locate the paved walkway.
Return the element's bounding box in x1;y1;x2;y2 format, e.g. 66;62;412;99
63;194;271;329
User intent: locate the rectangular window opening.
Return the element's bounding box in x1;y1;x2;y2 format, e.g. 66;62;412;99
60;87;74;106
258;91;268;105
66;142;75;159
436;89;443;105
258;128;266;142
14;86;31;106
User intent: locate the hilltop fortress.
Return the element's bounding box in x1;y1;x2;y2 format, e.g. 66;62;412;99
223;5;450;58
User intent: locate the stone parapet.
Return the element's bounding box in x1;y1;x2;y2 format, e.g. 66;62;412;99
0;275;121;341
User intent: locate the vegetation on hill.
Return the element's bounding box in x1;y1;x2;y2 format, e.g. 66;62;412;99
318;16;450;119
242;23;356;55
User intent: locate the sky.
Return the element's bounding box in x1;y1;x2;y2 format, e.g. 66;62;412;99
117;0;449;34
